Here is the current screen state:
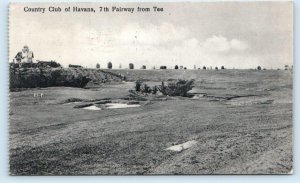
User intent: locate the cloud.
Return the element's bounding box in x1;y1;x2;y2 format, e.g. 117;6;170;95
117;22;188;45
230;38;248;51
202;35;248;53
10;21;258;69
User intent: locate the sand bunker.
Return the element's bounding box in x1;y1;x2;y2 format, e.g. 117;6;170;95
105;103;141;109
166;140;197;152
83;105;101;110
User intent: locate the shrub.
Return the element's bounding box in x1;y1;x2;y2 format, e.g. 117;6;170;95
203;66;206;70
221;66;225;69
107;62;112;69
69;64;82;68
159;79;194;97
129;63;134;69
141;65;146;69
174;65;179;69
135;79;194;97
96;63;100;69
135;80;142;92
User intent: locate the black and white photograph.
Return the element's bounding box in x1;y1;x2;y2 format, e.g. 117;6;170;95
9;1;293;175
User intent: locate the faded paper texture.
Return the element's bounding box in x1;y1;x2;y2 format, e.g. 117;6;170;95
9;2;293;175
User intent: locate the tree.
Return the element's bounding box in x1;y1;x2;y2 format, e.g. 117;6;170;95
96;63;100;69
203;66;206;70
129;63;134;69
194;65;196;69
174;65;179;69
285;65;289;70
257;66;261;70
141;65;146;69
221;66;225;69
215;67;218;70
184;67;187;70
180;65;183;69
119;63;122;69
107;61;112;69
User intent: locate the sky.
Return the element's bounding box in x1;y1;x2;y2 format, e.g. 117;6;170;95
9;2;293;69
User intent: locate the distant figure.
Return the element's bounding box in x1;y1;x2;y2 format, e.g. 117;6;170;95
33;92;43;98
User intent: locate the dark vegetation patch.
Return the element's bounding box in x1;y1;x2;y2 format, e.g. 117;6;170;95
63;98;84;103
135;79;194;97
9;67;125;91
73;103;94;109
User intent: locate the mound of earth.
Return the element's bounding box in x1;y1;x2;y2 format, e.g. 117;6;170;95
9;67;124;91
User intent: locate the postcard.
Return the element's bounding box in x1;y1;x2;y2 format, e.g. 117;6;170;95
9;2;293;175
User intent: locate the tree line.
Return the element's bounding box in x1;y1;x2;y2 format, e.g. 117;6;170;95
94;62;292;71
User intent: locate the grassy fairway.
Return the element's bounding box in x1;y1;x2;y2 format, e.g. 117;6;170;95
9;69;293;175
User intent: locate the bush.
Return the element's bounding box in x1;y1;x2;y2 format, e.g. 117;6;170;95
141;65;146;69
221;66;225;69
135;79;194;97
174;65;179;69
107;62;112;69
96;63;100;69
135;80;142;92
129;63;134;69
160;79;194;97
257;66;261;70
203;66;206;70
69;64;82;68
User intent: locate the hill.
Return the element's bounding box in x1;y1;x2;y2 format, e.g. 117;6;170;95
9;67;124;91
